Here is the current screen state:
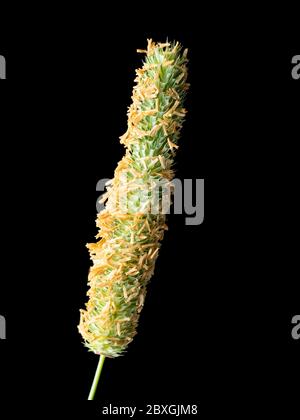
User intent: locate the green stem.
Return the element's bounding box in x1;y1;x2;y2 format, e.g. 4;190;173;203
88;355;106;400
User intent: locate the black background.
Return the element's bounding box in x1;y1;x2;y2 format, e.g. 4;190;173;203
0;7;299;417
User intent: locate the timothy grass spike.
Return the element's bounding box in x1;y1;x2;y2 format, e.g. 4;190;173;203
79;39;189;358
